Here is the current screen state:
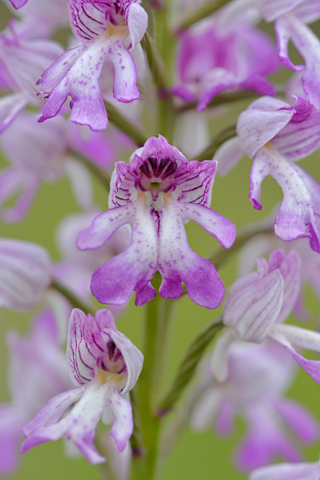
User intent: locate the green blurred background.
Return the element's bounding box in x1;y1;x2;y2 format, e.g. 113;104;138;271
1;2;320;479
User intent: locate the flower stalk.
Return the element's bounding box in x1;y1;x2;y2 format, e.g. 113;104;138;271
104;100;147;147
157;317;224;415
51;278;96;316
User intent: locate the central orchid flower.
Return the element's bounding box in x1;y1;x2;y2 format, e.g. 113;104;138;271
37;0;148;131
77;136;236;308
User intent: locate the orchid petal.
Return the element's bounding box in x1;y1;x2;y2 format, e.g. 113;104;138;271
181;202;236;249
236;408;301;471
0;406;26;475
107;386;133;452
0;239;51;311
127;3;148;50
108;39;139;103
237;97;295;157
22;387;85;437
250;460;320;480
8;0;28;7
77;204;133;251
256;0;302;22
269;323;320;384
249;147;320;251
276;14;320;109
223;269;284;342
22;383;105;464
90;202;157;306
0;93;28;134
158;201;226;309
275;399;319;443
39;41;108;131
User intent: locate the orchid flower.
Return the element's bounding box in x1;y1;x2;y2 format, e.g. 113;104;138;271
77;135;236;308
37;0;148;131
216;95;320;252
172;2;278;111
192;341;318;471
212;249;320;386
22;309;143;464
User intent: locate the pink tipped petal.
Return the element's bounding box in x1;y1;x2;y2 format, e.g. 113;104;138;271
22;383;106;464
269;324;320;384
276;15;320;109
249;147;320;251
240;75;276;97
39;42;108;131
275;399;319;444
127;3;148;49
250;461;320;480
181;203;236;249
107;386;133;452
236;411;301;471
77;205;133;251
91;217;157;306
38;45;86;96
275;16;304;71
197;69;238;111
8;0;28;7
158;201;226;309
237;97;295;157
23;387;85;437
109;40;139;102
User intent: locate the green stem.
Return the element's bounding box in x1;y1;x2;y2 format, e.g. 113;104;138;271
208;225;273;271
134;275;173;480
161;382;209;458
51;278;96;316
175;0;236;31
157;318;223;414
130;388;145;457
196;124;237;161
104;100;147;146
69;149;111;191
178;89;262;114
142;31;175;141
